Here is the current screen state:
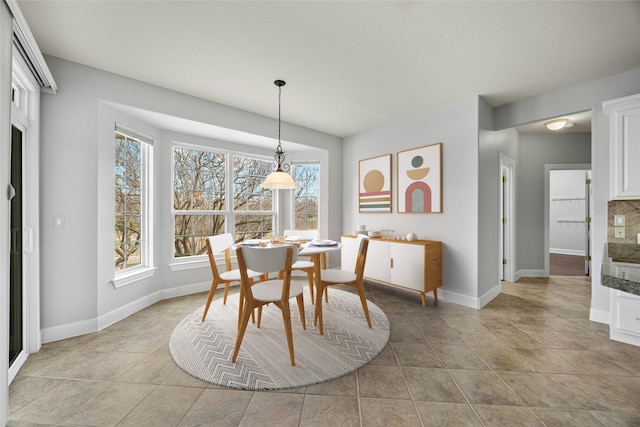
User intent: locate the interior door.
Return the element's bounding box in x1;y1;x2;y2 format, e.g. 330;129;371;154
9;125;24;367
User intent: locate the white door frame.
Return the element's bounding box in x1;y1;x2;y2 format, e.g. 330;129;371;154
544;163;591;276
499;153;515;282
8;53;41;383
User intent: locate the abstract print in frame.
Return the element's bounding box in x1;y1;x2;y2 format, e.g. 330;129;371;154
397;143;442;213
359;154;392;213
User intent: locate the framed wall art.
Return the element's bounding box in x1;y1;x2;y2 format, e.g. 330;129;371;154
397;143;442;213
359;154;392;213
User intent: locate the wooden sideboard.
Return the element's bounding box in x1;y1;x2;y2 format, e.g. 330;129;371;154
341;235;442;306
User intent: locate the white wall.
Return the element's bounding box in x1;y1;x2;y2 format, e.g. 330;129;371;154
516;133;591;274
549;169;588;256
343;97;483;307
39;56;343;341
494;67;640;323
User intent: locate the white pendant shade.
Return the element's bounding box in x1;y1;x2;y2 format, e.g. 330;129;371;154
260;171;298;189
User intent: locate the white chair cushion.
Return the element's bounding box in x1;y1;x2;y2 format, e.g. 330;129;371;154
219;268;263;282
291;260;314;270
320;269;357;284
252;280;304;302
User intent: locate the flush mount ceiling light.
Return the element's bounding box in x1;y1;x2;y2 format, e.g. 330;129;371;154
544;118;569;131
260;80;298;190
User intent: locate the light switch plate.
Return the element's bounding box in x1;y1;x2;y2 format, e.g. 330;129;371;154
615;215;626;226
615;227;625;239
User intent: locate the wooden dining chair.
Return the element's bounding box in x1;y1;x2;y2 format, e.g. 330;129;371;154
283;229;319;303
201;233;263;322
233;245;306;366
314;234;371;335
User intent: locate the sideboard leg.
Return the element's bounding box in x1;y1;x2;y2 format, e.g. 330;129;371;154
433;289;438;305
421;292;426;307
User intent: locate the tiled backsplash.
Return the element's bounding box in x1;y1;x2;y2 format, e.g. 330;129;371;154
608;199;640;263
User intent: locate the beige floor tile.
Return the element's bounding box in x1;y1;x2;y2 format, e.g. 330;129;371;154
8;376;65;416
496;371;583;409
367;342;398;366
402;367;466;403
356;364;411;400
239;392;304;427
305;371;357;396
299;395;359;427
472;404;542;426
116;385;203;427
532;408;606;426
117;354;176;384
548;373;639;413
447;369;524;406
61;382;154;426
391;342;442;368
414;401;482;426
359;398;421;427
10;380;105;424
431;344;489;370
590;409;640;426
177;388;253;427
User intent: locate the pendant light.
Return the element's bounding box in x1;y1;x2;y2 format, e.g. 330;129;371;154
260;80;298;189
544;118;569;131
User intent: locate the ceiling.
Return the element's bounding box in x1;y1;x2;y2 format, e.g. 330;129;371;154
16;1;640;138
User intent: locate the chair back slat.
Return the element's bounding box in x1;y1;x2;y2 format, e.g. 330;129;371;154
239;245;297;274
354;235;369;280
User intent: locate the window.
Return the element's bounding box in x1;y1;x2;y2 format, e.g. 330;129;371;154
171;144;276;260
292;163;319;230
173;145;226;257
114;127;152;273
233;155;274;242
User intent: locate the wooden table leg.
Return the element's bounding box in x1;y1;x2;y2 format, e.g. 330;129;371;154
311;254;325;335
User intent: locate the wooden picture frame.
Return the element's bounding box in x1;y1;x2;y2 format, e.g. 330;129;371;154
397;143;442;213
359;154;392;213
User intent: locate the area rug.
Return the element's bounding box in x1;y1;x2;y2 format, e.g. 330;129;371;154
169;288;390;390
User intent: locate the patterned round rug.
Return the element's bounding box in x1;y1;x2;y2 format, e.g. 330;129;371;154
169;287;390;390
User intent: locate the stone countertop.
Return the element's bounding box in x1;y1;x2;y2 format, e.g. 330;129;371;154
602;252;640;296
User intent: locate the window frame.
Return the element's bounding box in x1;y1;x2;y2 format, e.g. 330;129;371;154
169;142;277;270
111;126;155;288
289;161;320;232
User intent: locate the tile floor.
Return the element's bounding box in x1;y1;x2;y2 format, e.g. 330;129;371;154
8;276;640;426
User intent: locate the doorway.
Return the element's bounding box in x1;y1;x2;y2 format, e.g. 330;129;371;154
545;165;591;276
9;125;23;367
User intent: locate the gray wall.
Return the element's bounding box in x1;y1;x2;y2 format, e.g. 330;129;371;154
39;56;343;340
495;67;640;321
516;133;591;273
343;97;486;307
478;98;519;300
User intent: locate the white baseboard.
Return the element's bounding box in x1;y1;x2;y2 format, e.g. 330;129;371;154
436;289;478;308
42;280;212;344
515;269;546;280
550;248;585;256
589;308;610;325
478;283;502;308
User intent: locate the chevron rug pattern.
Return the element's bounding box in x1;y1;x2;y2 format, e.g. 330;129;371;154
169;288;390;390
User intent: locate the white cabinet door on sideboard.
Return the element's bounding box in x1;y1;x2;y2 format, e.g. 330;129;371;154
603;93;640;199
341;236;442;306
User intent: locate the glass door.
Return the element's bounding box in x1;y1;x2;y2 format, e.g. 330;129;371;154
9;125;23;367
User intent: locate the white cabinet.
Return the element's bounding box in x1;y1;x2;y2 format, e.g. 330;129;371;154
341;236;442;306
603;93;640;199
610;289;640;346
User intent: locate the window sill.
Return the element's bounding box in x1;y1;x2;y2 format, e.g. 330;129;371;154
169;257;210;271
112;267;157;289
